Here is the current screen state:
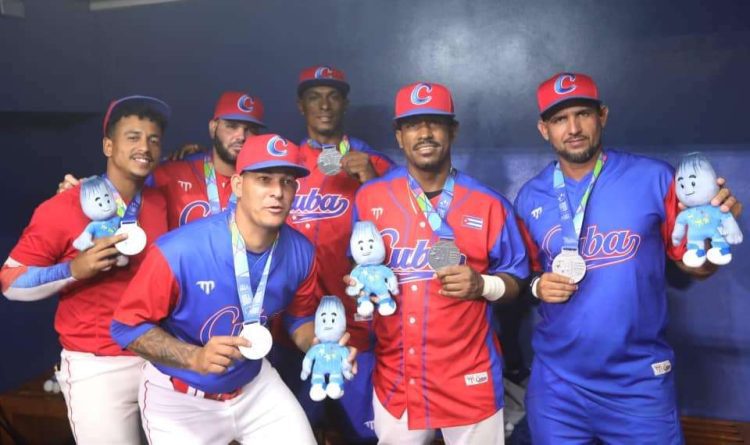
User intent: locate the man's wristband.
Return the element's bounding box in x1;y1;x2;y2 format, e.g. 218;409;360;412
481;274;506;301
530;274;542;299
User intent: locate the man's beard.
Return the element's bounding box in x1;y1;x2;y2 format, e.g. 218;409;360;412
555;143;599;164
213;136;237;166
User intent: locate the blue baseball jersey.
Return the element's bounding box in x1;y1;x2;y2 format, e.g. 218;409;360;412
515;150;686;415
111;211;319;394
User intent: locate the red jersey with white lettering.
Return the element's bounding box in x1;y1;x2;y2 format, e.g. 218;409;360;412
151;153;233;230
353;166;529;429
288;136;393;351
7;186;167;355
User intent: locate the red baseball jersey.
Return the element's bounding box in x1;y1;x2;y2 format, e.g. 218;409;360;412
353;167;529;429
7;186;167;356
287;136;393;351
151;154;233;229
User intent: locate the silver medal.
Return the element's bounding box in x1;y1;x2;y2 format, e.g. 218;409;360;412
238;323;273;360
428;239;462;270
552;249;587;283
317;148;342;176
115;221;147;256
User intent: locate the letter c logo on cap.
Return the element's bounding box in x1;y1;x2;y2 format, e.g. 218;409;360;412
410;83;433;106
554;73;577;95
315;66;334;79
237;95;255;113
267;136;288;157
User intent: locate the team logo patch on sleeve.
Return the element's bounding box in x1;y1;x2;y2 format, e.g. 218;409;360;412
461;215;484;230
464;371;489;386
651;360;672;376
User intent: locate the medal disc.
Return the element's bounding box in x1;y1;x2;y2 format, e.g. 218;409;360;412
317;149;342;176
552;249;587;283
238;323;273;360
428;239;462;270
115;222;147;256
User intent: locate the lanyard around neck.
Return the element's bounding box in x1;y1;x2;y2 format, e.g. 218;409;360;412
204;154;236;215
552;153;606;250
103;176;141;222
307;135;350;155
229;211;277;324
407;168;457;240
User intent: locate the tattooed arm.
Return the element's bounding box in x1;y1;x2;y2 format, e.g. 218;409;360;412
127;326;249;375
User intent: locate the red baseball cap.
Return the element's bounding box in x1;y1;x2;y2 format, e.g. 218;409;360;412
537;72;600;117
394;82;455;121
297;65;350;97
213;91;266;127
103;95;170;136
236;134;310;178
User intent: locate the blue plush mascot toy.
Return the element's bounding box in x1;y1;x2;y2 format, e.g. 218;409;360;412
300;295;354;401
346;220;399;317
672;152;743;267
72;176;128;267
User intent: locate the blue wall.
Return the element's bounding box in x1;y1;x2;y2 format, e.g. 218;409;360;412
1;0;748;421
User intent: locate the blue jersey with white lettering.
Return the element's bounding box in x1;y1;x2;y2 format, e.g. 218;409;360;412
515;150;685;415
111;210;319;393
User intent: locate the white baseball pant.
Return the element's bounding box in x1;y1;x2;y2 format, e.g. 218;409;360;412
56;349;145;444
372;390;505;445
139;359;316;444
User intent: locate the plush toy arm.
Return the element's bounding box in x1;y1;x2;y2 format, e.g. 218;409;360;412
671;221;687;247
345;269;364;297
72;225;95;251
340;346;354;380
720;215;744;244
385;270;399;295
300;350;315;380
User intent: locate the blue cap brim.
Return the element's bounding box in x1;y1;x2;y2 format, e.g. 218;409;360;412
240;160;310;178
394;108;455;121
539;96;600;116
298;79;350;97
216;113;266;128
113;96;171;120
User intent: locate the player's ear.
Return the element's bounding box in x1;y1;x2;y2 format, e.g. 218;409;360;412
537;120;550;141
449;120;459;142
208;119;218;139
394;129;404;150
231;174;243;198
296;97;305;116
598;105;609;128
102;137;113;157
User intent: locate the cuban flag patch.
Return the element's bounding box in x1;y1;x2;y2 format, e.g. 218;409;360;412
461;215;484;230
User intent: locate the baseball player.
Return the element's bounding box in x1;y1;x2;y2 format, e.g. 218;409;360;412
0;96;170;444
515;72;742;444
111;134;331;444
350;82;529;444
270;65;394;442
59;91;265;229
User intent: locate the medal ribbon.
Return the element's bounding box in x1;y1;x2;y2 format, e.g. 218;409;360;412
553;153;606;250
203;154;236;215
229;211;277;325
103;176;141;222
407;167;457;240
306;135;350;155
